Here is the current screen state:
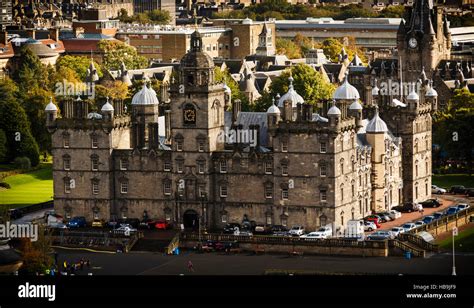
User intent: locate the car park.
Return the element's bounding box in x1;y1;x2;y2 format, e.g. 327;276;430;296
450;185;466;194
414;221;425;228
67;216;87;228
390;227;405;237
367;231;393;240
402;223;416;232
446;206;461;216
289;225;305;236
388;210;402;220
422;216;435;224
431;185;447;194
420;198;442;208
364;221;377;232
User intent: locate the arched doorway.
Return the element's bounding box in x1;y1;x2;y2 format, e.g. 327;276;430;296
183;210;199;231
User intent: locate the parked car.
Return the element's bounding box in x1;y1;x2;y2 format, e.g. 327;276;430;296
288;225;305;236
465;188;474;197
139;219;157;229
254;224;272;235
433;212;445;220
49;222;68;229
122;218;140;229
271;225;289;236
364;217;381;228
446;206;461;216
402;223;417;232
388;209;402;220
236;229;253;236
304;226;332;239
113;225;137;236
241;220;257;232
456;203;470;211
223;223;241;234
376;212;392;222
8;208;23;220
365;214;384;221
422;216;435;224
414;220;425;227
364;221;377;232
91;219;106;228
392;203;417;213
420;199;442;208
67;216;87;228
367;231;393;240
390;227;405;237
155;220;172;230
450;185;466;194
431;185;447;194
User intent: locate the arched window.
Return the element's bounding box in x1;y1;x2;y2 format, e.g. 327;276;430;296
340;158;344;174
340;184;344;201
415;160;419;177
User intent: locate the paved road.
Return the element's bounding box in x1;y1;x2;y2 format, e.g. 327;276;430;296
12;208;50;224
53;248;474;276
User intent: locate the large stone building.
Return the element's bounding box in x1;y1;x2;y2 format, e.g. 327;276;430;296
46;0;444;234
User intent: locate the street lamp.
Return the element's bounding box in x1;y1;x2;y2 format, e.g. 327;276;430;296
452;227;458;276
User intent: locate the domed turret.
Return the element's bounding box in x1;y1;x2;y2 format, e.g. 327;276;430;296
366;107;388;134
333;73;360;101
278;76;304;107
101;97;114;121
45;97;58;129
131;83;159;106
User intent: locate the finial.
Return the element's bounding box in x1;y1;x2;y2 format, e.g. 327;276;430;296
272;97;275;105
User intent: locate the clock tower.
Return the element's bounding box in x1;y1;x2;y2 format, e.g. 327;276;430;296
397;0;451;83
168;30;226;221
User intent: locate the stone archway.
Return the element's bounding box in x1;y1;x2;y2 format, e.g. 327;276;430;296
183;209;199;231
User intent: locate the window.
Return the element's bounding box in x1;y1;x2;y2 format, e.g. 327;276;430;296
340;185;344;201
341;214;344;226
91;135;98;148
198;141;205;152
164;161;171;171
91;156;99;171
220;185;228;197
63;134;70;148
351;183;355;197
415;162;419;177
359;200;362;214
320;189;327;202
340;159;344;174
220;160;227;173
198;161;205;174
266;216;272;225
64;179;72;194
92;181;99;195
177;161;184;173
425;183;428;196
320;142;327;153
120;158;128;170
282;188;289;200
199;185;206;198
121;181;128;194
63;156;71;170
265;185;273;198
320;164;327;177
425;161;429;176
281;141;288;152
164;181;171;195
265;161;272;174
221;214;227;223
281;217;288;227
176;139;183;151
281;163;288;176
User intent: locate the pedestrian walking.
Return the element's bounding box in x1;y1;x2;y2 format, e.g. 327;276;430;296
187;260;194;272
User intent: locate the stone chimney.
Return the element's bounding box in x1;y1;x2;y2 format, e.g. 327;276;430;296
0;31;7;46
49;28;59;41
26;29;36;40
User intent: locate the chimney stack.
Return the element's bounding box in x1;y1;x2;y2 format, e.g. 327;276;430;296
26;29;36;40
0;31;7;46
49;28;59;41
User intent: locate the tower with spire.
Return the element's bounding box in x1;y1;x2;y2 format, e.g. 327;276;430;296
255;22;275;57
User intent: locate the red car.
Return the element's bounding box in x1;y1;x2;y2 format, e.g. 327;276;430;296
155;220;171;230
364;217;381;228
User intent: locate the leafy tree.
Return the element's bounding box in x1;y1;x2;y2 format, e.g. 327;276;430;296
148;10;171;25
17;227;53;275
98;40;148;71
22;88;54;152
254;64;335;112
379;5;405;18
214;67;251;111
14;46;49;92
433;89;474;174
0;129;7;163
96;80;130;101
0;79;40;166
276;38;302;59
56;55;103;81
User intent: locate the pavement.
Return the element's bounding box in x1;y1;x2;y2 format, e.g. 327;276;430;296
53;248;474;276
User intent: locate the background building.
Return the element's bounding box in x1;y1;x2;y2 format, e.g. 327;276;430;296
0;0;12;29
134;0;176;25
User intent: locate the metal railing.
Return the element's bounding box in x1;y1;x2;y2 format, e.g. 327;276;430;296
181;232;387;249
390;239;425;258
398;233;439;252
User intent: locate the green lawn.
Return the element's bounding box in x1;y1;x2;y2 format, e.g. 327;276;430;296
0;163;53;209
432;174;474;189
438;226;474;252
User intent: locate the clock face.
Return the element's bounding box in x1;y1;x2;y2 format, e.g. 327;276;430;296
184;109;196;122
408;37;418;49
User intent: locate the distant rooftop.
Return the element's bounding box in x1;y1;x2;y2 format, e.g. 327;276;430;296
275;18;402;30
117;24;228;35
